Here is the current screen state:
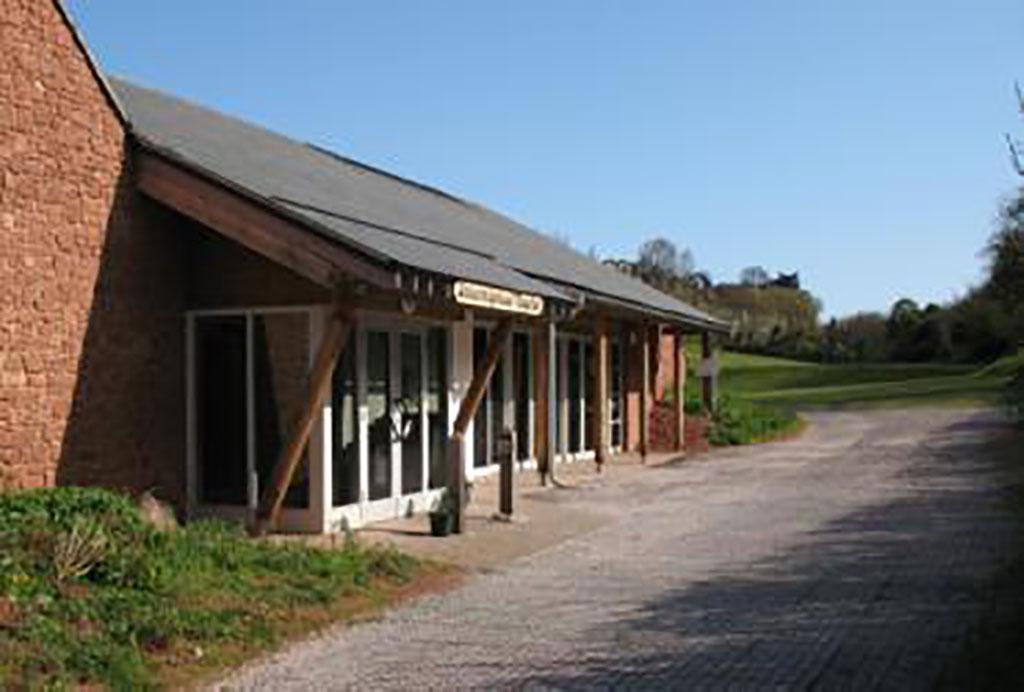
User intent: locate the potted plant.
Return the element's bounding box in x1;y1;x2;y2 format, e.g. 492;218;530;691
429;490;455;537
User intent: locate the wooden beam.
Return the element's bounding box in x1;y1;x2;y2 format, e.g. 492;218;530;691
592;317;609;470
640;324;651;461
251;310;352;535
448;318;514;533
137;152;394;290
675;330;686;452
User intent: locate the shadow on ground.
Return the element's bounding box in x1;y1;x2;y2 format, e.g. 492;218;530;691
511;413;1024;689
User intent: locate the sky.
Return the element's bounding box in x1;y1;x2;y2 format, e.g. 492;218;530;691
67;0;1024;318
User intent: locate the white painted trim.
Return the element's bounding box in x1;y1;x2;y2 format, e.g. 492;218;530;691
388;330;402;499
186;306;318;530
419;333;430;494
356;327;369;504
526;331;535;463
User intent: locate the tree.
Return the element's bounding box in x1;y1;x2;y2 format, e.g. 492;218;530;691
986;193;1024;308
638;237;679;279
1006;82;1024;177
739;266;770;288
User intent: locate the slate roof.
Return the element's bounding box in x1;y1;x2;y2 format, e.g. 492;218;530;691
111;78;726;330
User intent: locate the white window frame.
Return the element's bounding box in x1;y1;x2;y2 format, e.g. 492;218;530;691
185;304;321;533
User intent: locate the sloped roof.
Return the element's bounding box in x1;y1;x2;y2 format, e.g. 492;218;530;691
112;79;725;330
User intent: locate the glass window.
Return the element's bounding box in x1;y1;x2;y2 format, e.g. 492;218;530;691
400;333;423;494
513;332;531;461
195;316;247;505
556;339;565;453
426;328;448;488
568;339;581;453
610;339;623;447
489;338;505;461
253;313;310;509
366;331;392;500
332;335;359;506
584;341;595;451
473;328;489;467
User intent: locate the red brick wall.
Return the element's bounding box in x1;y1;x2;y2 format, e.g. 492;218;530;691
624;326;642;451
655;329;677;399
0;1;188;504
622;326;689;452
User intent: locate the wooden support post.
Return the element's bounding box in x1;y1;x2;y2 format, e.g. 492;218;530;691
592;317;609;471
675;330;686;452
640;324;651;461
533;322;551;484
448;318;514;534
497;429;514;517
251;310;351;536
701;331;717;413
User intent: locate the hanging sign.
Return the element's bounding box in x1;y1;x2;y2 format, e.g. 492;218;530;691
453;281;544;316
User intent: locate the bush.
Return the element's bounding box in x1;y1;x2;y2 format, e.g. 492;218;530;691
1007;365;1024;425
0;487;419;688
707;395;801;446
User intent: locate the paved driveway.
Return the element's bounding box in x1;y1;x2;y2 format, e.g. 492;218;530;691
223;409;1022;690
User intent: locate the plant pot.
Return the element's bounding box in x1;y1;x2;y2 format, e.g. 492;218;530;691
429;512;453;537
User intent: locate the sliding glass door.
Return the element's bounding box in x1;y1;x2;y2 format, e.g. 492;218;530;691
195;316;247;505
332;322;449;507
513;332;531;461
192;309;310;509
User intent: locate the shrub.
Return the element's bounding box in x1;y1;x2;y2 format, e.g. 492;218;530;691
1006;365;1024;425
0;488;419;688
51;517;109;582
707;395;801;446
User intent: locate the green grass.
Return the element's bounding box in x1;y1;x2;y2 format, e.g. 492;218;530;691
0;488;424;689
712;350;1023;411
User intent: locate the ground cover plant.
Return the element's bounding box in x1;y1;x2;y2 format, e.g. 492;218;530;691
705;395;803;446
0;487;422;689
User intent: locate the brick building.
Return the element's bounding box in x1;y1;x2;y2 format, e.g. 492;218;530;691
0;1;726;532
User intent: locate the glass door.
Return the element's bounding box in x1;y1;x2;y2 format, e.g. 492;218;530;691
332;336;359;506
426;328;448;488
366;330;392;501
399;332;424;494
568;338;581;454
513;332;531;461
195;316;247;505
610;339;624;448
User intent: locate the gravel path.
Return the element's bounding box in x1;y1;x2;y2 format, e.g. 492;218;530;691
221;409;1022;690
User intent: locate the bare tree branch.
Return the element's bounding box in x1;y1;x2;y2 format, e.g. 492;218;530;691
1007;82;1024;177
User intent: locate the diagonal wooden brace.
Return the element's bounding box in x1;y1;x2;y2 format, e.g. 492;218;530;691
250;309;352;536
448;317;514;534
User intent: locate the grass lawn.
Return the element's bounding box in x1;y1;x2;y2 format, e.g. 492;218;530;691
0;488;444;689
712;350;1022;411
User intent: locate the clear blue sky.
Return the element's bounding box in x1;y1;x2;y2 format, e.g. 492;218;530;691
68;0;1024;318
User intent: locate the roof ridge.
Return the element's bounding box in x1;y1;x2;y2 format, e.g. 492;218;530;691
271;195;501;262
